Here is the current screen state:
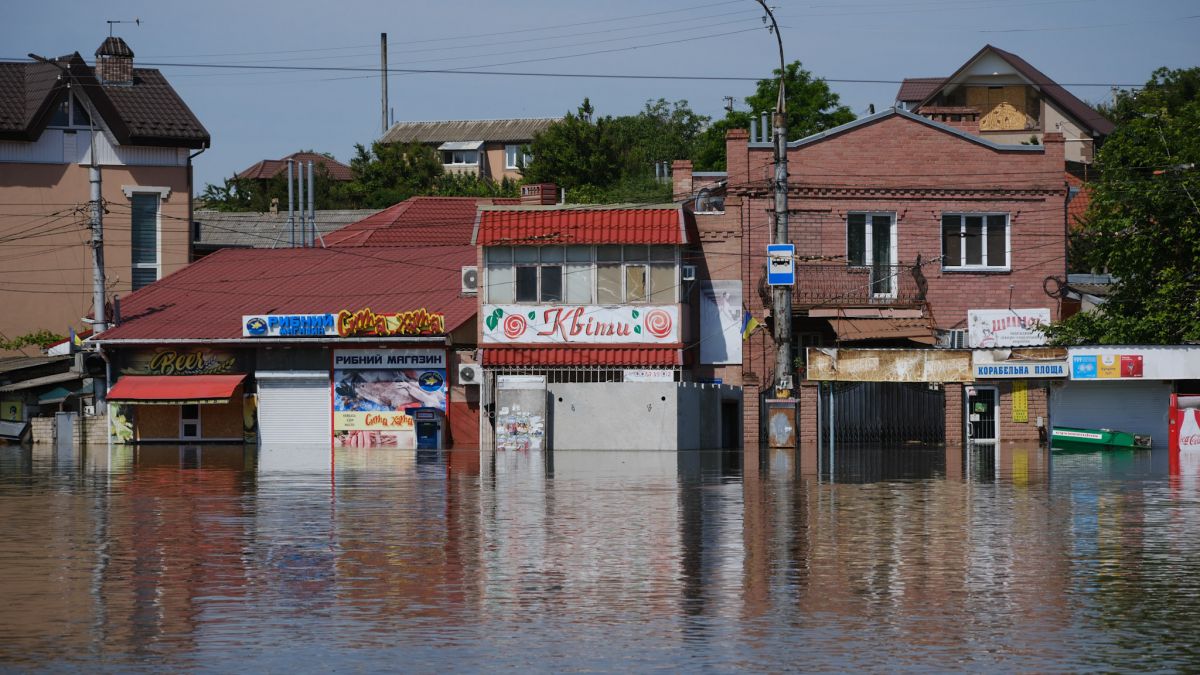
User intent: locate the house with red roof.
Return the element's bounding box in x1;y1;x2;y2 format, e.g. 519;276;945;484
472;201;741;450
92;193;502;447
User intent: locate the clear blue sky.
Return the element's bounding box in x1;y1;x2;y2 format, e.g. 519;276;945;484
3;0;1197;191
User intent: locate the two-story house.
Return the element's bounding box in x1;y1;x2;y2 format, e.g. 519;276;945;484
0;37;209;352
473;198;740;451
678;104;1068;461
381;118;556;182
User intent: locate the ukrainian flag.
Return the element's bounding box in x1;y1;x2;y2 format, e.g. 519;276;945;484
742;312;760;340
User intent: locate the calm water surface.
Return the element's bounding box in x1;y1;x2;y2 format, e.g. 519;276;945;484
0;443;1198;672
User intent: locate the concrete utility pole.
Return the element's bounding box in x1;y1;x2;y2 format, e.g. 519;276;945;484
29;53;106;333
755;1;791;396
380;33;389;135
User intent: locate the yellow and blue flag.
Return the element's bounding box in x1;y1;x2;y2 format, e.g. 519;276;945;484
741;312;760;340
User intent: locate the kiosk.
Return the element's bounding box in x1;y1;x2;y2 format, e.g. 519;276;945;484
407;407;446;450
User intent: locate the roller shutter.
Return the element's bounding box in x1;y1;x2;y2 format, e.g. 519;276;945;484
256;372;330;446
1050;381;1171;449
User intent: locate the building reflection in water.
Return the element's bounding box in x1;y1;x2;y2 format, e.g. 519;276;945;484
0;442;1198;669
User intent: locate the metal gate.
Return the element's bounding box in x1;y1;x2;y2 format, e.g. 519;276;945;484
818;381;946;447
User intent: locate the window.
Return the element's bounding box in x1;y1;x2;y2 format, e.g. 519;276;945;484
942;214;1009;270
505;144;531;170
131;193;160;290
484;244;678;304
444;150;479;165
846;212;896;295
47;93;92;128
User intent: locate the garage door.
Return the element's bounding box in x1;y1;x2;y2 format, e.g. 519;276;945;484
257;372;330;446
1050;381;1171;449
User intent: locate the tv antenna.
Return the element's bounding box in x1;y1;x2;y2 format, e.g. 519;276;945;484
107;18;141;37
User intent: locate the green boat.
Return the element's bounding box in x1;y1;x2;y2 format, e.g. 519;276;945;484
1051;426;1152;452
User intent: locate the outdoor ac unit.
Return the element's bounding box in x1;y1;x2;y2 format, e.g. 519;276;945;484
681;265;697;282
461;266;479;294
83;405;95;416
938;329;968;349
458;363;482;385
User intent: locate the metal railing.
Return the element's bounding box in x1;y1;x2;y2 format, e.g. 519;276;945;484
792;262;924;308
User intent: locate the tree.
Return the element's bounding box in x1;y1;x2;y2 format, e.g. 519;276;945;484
199;151;357;212
342;141;445;208
1044;67;1200;345
693;60;855;170
523;98;622;192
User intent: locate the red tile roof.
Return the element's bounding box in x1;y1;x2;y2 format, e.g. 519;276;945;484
236;152;354;181
97;246;476;341
324;196;488;247
482;346;682;366
474;206;688;246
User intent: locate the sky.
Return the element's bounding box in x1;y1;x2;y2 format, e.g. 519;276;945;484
3;0;1198;192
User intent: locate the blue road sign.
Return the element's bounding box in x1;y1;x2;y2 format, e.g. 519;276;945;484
767;244;794;286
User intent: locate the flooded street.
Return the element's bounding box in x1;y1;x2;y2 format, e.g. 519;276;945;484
1;444;1199;671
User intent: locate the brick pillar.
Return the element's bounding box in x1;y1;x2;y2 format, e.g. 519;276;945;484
798;381;819;474
671;159;693;200
944;383;963;446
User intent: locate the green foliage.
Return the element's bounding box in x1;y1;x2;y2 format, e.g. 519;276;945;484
433;172;520;198
200;153;359;212
693;60;855;171
0;330;65;351
1045;67;1200;345
523;98;623;192
342;141;444;209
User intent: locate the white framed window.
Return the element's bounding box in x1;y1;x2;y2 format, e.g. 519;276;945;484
484;244;678;304
504;144;531;170
846;212;898;296
444;150;479;165
130;192;161;290
942;213;1010;271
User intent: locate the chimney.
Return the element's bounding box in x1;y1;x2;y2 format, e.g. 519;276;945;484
520;183;558;205
95;36;134;85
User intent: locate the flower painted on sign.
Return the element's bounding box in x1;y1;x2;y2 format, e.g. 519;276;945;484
644;309;673;339
503;313;528;339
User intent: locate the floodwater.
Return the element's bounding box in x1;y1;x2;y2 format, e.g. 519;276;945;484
1;443;1198;672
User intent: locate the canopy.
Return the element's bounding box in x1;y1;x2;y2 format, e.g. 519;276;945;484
107;374;246;405
436;140;484;151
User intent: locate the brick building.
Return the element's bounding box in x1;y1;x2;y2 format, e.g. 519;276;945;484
677;106;1069;460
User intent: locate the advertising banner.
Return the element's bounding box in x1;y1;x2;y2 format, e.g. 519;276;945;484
1012;379;1028;422
243;308;445;338
332;349;447;448
699;280;742;365
1071;354;1144;380
967;308;1051;348
120;347;242;376
482;305;679;344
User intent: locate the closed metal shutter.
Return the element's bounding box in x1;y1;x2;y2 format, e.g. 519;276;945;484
1050;381;1171;449
257;372;330;446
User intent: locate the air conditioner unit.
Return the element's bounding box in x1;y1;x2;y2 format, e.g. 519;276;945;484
461;266;479;294
937;329;968;349
83;405;95;416
458;363;482;385
681;265;697;282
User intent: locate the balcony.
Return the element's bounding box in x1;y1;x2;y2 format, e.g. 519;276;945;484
791;263;926;309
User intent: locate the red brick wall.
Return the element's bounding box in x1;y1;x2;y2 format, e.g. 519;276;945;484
996;380;1048;443
945;384;964;447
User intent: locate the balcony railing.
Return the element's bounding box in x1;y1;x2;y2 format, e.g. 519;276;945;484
791;263;925;308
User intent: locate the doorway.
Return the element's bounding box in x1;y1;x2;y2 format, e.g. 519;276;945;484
180;404;201;440
966;386;999;445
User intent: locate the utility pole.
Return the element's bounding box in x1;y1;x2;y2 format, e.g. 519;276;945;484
380;33;389;135
29;53;106;334
755;1;791;397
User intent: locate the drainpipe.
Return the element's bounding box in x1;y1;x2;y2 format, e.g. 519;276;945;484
188;147;206;262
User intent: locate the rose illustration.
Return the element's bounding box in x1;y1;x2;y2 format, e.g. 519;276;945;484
503;313;528;339
644;309;673;339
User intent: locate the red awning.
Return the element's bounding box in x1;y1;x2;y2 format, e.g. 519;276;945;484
107;374;246;404
483;346;682;367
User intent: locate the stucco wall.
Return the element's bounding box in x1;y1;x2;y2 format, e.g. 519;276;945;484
0;161;191;353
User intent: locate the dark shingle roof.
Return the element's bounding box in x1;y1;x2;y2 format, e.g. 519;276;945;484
382;118;557;144
896;77;945;104
236;152;354;181
96;37;134;58
0;52;208;147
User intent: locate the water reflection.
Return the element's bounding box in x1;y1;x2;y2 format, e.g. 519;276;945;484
0;442;1197;670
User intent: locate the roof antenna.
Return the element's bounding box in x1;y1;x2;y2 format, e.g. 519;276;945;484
107;18;141;37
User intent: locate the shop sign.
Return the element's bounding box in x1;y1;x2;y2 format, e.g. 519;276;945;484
121;347;241;376
624;369;674;382
1012;379;1028;423
332;349;447;448
973;360;1068;379
482;304;678;344
1072;354;1144;379
243;307;445;338
967;308;1051;348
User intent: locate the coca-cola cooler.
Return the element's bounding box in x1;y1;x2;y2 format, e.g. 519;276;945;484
1168;393;1200;475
